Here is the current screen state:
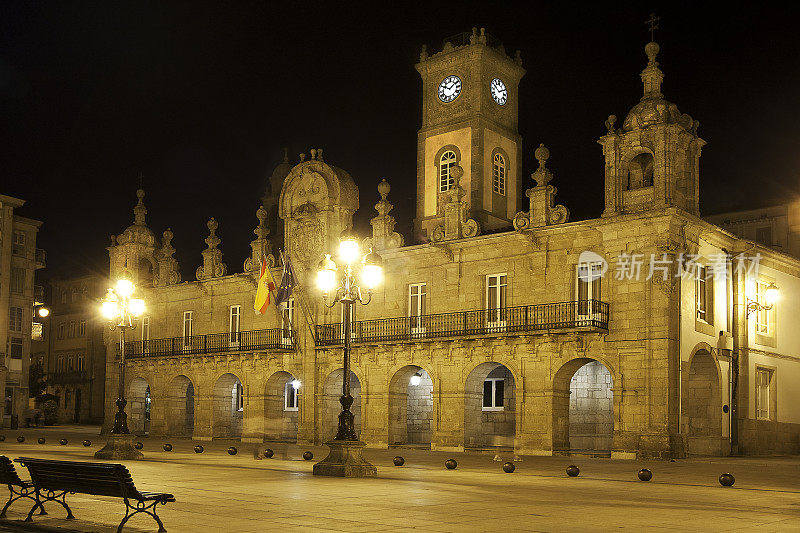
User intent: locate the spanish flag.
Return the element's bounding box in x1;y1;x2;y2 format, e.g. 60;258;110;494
254;258;275;314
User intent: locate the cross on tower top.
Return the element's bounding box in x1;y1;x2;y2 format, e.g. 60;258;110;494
645;13;660;41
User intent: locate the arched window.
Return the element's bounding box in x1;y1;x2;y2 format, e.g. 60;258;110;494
439;150;457;192
626;153;654;190
492;153;506;195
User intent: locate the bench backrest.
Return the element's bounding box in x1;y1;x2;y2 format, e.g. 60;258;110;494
16;457;142;500
0;456;25;487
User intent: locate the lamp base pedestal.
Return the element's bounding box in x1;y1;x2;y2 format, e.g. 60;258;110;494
93;433;144;460
312;440;377;477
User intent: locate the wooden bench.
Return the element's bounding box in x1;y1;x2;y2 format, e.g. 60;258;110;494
15;457;175;533
0;456;46;519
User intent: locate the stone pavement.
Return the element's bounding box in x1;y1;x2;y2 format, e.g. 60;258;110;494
0;426;797;532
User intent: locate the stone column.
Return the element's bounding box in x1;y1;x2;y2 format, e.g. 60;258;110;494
242;389;266;443
192;394;213;441
430;369;465;452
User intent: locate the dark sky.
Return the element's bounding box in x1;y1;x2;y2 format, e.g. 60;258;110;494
2;1;800;282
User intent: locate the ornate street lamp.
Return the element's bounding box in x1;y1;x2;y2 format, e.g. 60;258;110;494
94;270;146;460
312;231;382;477
746;282;779;316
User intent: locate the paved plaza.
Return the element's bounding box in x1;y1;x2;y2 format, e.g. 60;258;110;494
0;426;797;532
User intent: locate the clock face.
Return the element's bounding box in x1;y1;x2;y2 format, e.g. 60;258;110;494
438;75;462;103
490;78;508;105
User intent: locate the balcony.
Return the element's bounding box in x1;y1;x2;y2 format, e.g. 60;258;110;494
47;371;88;384
35;249;46;269
315;300;609;347
121;327;296;359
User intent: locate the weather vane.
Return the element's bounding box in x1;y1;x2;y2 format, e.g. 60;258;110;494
645;13;660;41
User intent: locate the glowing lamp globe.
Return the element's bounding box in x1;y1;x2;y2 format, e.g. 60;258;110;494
409;375;422;386
116;277;134;298
37;307;50;318
291;379;301;390
362;250;383;290
100;300;118;320
129;298;146;317
339;238;360;265
765;283;779;307
317;254;337;294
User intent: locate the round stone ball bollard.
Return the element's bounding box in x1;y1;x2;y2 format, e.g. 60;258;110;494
302;451;313;461
719;473;735;487
503;462;516;473
17;436;25;443
227;447;238;456
134;441;144;450
445;459;457;470
393;456;405;466
566;465;580;477
82;439;91;447
638;468;652;482
194;445;204;454
163;444;173;452
37;437;46;445
59;438;68;446
263;448;274;459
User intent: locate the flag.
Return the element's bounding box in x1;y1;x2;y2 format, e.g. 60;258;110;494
275;254;296;311
254;257;276;314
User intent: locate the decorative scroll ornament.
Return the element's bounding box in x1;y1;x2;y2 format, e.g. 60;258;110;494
367;179;404;251
244;205;276;272
431;165;480;242
155;228;181;286
196;218;228;280
513;144;570;232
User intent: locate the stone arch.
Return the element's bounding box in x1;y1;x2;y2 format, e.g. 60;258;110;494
464;362;517;449
212;373;243;439
625;151;655;190
553;357;616;454
165;375;195;437
264;371;299;442
682;346;724;455
321;368;361;442
388;365;434;447
127;377;151;435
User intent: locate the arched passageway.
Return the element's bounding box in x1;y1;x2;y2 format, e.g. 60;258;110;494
321;369;361;442
166;375;195;437
389;365;433;447
682;350;723;455
128;378;151;435
264;371;299;442
464;362;516;448
212;373;243;439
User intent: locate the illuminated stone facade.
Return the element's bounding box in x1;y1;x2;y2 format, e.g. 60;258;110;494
103;31;800;458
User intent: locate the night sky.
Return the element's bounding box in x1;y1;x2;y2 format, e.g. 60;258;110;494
2;2;799;283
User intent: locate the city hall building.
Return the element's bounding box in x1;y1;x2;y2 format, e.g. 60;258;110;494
102;30;800;458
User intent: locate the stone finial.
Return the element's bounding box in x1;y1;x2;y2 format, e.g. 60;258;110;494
310;149;317;160
605;115;617;134
245;205;275;272
370;179;404;250
283;147;289;163
109;235;116;246
317;148;323;161
515;49;522;66
196;217;227;280
431;166;479;242
133;189;147;225
640;41;664;99
299;153;306;162
513;144;569;231
479;27;486;44
470;27;478;45
419;44;428;62
254;205;269;240
162;228;175;255
155;228;181;286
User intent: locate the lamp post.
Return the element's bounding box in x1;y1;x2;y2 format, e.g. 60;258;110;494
312;232;382;477
94;271;146;460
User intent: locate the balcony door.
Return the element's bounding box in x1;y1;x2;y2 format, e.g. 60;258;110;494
281;299;295;346
577;263;602;321
182;311;194;352
486;274;507;330
409;283;427;337
229;305;241;348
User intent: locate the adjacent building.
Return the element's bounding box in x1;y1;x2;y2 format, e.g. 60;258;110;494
0;194;44;427
102;30;800;457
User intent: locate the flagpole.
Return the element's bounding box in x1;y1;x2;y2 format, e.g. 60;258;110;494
277;249;317;340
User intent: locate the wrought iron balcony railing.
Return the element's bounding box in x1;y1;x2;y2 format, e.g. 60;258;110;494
315;300;609;346
120;327;296;359
47;371;89;384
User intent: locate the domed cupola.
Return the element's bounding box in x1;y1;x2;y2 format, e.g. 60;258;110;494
108;189;159;287
598;40;705;217
116;189;156;247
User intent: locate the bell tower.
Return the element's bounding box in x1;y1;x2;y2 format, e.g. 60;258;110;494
413;28;525;242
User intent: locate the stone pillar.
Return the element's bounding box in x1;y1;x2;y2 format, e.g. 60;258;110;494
192;395;213;441
242;390;266;443
360;389;389;448
431;371;465;452
515;390;553;455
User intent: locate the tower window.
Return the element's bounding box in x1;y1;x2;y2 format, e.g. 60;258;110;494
492;153;506;195
626;152;654;190
439;150;457;192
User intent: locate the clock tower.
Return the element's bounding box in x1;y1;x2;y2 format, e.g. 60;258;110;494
413;28;526;242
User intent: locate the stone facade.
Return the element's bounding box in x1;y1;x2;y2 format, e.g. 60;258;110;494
102;32;800;459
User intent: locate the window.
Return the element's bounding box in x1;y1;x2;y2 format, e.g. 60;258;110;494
755;281;774;336
284;380;299;411
234;382;244;412
229;305;241;343
486;274;507;327
696;265;713;324
409;283;427;334
68;355;74;371
141;316;150;355
756;367;773;420
70;288;78;303
282;299;295;344
57;356;64;373
492;152;506;195
577;262;602;317
756;226;772;246
9;307;23;333
65;389;70;408
31;322;43;341
483;378;504;411
12;231;25;255
439;150;457;192
183;311;193;340
57;322;65;340
78;319;86;337
60;291;67;305
8;337;22;359
77;354;84;372
10;268;25;294
4;388;13;416
68;321;75;338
